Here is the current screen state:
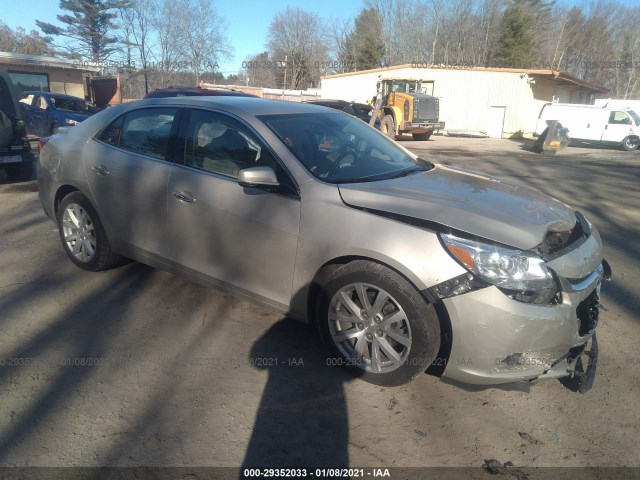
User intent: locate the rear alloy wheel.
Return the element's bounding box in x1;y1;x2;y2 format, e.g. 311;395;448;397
412;132;432;141
622;136;638;151
381;115;396;140
4;153;34;182
317;260;440;386
57;192;123;271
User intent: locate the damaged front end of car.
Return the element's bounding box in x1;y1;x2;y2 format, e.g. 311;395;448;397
430;211;611;393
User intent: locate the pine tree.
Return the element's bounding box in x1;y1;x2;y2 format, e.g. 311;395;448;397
342;8;385;71
492;0;537;68
37;0;129;62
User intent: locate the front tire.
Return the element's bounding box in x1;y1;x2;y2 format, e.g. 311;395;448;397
412;132;432;141
622;136;638;151
381;115;396;140
316;260;440;386
57;192;123;271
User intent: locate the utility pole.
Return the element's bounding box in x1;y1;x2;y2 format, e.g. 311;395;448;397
283;55;288;90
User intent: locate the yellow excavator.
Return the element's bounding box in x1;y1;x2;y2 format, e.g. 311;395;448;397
369;78;445;140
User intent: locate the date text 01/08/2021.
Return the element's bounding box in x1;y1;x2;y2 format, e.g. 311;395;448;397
243;468;391;477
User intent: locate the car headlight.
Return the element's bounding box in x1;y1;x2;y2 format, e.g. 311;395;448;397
440;233;559;304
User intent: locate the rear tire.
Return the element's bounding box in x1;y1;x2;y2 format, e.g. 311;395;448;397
4;153;34;182
316;260;440;386
381;115;396;140
412;132;432;141
57;192;123;271
622;136;638;151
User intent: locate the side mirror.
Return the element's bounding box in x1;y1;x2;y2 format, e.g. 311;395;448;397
238;166;280;188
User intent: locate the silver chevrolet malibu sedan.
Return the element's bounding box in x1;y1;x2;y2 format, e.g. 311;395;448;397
37;97;610;388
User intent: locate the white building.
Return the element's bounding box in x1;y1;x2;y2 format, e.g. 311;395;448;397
321;65;607;138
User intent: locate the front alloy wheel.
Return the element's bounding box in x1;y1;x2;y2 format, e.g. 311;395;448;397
318;260;440;386
329;283;412;374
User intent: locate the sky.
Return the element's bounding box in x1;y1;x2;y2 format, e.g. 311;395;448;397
0;0;365;75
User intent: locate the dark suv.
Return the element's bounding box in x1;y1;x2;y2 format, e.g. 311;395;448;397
0;71;33;181
144;86;257;99
304;99;381;129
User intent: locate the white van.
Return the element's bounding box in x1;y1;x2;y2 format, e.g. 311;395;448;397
535;103;640;151
594;98;640;112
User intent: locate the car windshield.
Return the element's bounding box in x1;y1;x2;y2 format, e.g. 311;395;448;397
50;96;98;113
260;112;432;183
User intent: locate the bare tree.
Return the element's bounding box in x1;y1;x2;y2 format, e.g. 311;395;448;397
175;0;232;85
120;0;153;94
0;22;55;55
244;52;278;88
267;7;329;89
148;0;185;87
331;16;356;72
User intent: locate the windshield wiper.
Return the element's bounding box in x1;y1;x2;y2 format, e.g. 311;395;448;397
387;166;429;179
332;177;382;184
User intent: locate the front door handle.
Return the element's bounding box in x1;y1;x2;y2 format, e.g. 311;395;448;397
92;165;110;176
172;191;197;203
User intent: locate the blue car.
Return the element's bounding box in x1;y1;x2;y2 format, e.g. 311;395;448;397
19;91;99;137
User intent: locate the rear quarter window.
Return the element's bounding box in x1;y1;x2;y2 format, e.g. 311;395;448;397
98;108;177;160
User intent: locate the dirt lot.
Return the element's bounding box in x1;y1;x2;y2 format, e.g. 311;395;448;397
0;137;638;477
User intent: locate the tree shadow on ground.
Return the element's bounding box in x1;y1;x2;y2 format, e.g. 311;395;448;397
241;318;353;474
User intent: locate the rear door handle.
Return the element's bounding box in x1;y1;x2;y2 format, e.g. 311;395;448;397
172;191;197;203
92;165;110;176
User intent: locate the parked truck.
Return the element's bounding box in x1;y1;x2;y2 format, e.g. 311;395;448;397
594;98;640;112
371;78;445;140
535;102;640;151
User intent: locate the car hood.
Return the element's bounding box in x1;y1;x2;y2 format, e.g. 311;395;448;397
337;164;577;250
56;111;92;122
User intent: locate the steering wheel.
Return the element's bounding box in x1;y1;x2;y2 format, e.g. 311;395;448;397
324;152;355;177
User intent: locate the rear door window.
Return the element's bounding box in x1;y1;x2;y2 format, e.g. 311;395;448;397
118;108;178;160
20;94;35;106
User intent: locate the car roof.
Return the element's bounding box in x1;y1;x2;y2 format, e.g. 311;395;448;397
306;99;349;105
144;87;256;98
23;91;84;100
130;96;341;116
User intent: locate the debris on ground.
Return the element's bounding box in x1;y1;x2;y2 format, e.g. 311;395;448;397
518;431;542;445
446;129;489;138
482;459;529;480
531;120;570;153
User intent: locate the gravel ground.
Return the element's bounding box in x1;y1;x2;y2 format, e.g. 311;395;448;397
0;137;638;477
